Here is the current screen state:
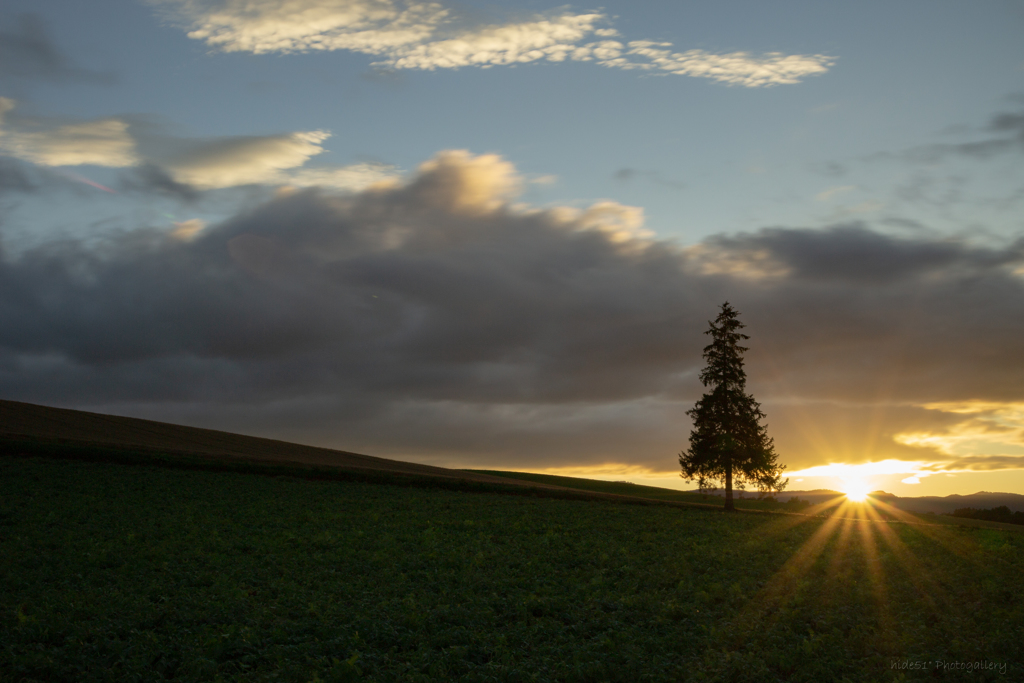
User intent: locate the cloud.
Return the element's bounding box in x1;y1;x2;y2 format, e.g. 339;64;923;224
402;149;519;214
788;460;935;479
0;156;36;193
786;452;1024;482
169;218;207;240
0;13;115;84
153;0;834;87
140;131;400;191
923;455;1024;472
1;119;136;167
615;42;834;87
160;130;330;188
692;224;1022;284
815;185;857;202
119;163;202;202
0;158;127;196
612;167;685;191
809;161;848;178
895;401;1024;462
0;99;399;193
990;111;1024;139
282;161;400;191
159;0;448;55
0;98;137;167
883;108;1024;164
383;13;608;70
2;150;1023;471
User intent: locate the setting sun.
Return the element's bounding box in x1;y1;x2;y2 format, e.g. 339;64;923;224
843;482;870;502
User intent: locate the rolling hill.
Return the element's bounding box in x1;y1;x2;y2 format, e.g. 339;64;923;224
0;399;710;510
0;399;538;488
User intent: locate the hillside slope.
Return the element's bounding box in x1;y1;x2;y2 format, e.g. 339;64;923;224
0;400;717;510
0;399;536;488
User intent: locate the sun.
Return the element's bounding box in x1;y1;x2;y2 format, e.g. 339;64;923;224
843;481;870;502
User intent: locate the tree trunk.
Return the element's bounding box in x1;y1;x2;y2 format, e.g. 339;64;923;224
724;459;735;511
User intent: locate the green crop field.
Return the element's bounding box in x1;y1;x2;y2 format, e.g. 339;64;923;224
468;470;820;512
2;456;1022;682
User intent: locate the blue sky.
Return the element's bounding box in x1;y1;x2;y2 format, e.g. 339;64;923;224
2;0;1023;497
9;0;1022;244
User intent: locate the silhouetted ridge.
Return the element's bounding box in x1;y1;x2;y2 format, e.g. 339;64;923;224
0;399;529;486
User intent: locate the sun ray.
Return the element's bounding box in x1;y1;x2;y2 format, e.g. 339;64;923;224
728;494;956;644
860;503;943;616
717;486;1018;669
730;499;851;635
854;508;896;642
824;513;856;579
867;498;995;572
724;493;847;546
861;495;1022;636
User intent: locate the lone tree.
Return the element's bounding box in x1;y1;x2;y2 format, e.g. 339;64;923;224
679;302;787;511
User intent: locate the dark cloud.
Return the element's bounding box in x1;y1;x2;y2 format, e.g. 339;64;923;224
808;161;848;178
0;13;115;84
988;111;1024;139
879;108;1024;164
119;164;201;202
878;217;927;232
612;167;685;190
1;151;1023;470
892;172;969;209
702;223;1021;285
0;157;36;193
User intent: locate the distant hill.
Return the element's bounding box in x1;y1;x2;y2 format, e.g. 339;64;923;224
690;488;1024;514
867;490;1024;515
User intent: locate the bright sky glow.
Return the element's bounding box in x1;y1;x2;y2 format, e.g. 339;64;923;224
788;460;934;480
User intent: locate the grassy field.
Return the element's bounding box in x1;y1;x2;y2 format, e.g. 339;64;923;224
477;470;1024;529
3;456;1023;682
470;470;720;503
470;470;820;512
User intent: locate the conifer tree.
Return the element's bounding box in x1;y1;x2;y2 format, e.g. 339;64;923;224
680;302;787;511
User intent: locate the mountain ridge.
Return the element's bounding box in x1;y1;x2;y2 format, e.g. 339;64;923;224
689;488;1024;514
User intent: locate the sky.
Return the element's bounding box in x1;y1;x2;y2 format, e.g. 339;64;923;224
1;0;1023;498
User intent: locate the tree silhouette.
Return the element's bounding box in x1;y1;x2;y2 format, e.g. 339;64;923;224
680;302;787;511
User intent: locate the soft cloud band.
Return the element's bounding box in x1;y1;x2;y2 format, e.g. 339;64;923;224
1;150;1022;471
154;0;834;86
0;98;137;167
0;99;399;192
